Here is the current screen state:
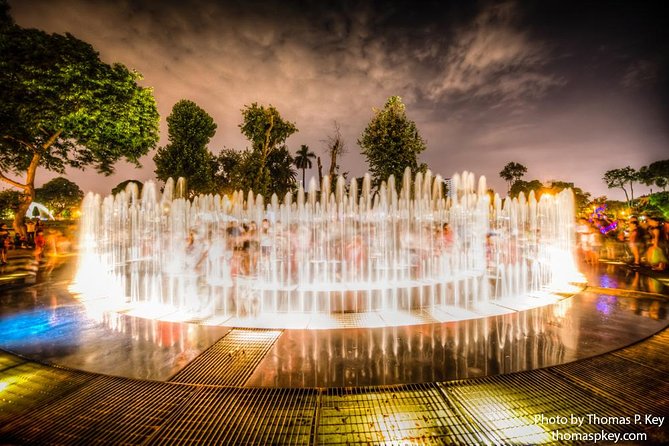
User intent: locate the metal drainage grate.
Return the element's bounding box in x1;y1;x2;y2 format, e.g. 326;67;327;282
612;329;669;374
549;354;669;416
3;375;196;445
318;384;476;445
0;350;27;372
146;387;318;445
0;361;93;426
444;369;641;445
169;328;283;387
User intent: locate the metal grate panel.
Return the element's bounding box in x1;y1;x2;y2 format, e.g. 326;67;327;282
612;329;669;374
146;387;317;445
444;369;642;445
0;350;27;372
549;354;669;416
169;328;282;387
318;384;477;445
0;361;93;426
3;376;196;445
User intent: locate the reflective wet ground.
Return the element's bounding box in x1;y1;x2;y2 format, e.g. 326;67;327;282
0;260;667;386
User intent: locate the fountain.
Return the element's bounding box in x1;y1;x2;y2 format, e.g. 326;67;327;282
73;169;580;327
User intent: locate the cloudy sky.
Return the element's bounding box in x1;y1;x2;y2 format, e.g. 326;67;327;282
7;0;668;199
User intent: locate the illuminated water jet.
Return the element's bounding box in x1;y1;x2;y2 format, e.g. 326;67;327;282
73;169;580;326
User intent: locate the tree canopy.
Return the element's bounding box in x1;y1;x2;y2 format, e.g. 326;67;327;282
0;189;21;220
217;147;296;198
499;162;527;192
154;100;217;196
35;177;83;218
239;103;297;196
603;166;637;206
112;179;144;196
638;160;669;192
0;10;159;233
358;96;427;190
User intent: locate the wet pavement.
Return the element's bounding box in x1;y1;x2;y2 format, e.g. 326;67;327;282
0;259;667;386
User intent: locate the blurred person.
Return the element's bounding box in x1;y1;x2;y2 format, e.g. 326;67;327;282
26;219;36;245
33;228;46;262
646;216;667;271
626;220;642;267
0;223;9;265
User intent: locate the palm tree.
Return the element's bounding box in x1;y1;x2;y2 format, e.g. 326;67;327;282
294;144;316;189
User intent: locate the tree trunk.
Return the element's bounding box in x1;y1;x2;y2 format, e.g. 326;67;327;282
620;187;630;209
7;131;58;238
12;153;40;238
302;168;306;189
317;156;323;188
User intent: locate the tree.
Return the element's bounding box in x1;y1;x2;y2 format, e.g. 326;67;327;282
239;103;297;196
546;181;591;213
216;147;296;197
603;166;637;207
112;180;143;196
499;162;528;192
35;177;83;218
293;145;316;189
153;100;217;196
358;96;427;190
638;160;669;192
325;121;347;180
509;179;544;198
215;148;244;195
0;11;159;235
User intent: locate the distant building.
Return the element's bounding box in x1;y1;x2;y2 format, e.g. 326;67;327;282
443;178;455;198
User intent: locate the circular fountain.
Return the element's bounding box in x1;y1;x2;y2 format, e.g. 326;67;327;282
73;168;580;327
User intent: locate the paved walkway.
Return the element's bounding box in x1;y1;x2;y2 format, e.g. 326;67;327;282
0;257;668;444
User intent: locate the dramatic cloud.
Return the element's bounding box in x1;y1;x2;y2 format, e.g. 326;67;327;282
6;0;668;199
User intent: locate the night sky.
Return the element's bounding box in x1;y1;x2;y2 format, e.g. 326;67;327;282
7;0;669;199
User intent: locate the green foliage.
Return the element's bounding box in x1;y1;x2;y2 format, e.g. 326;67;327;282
0;15;159;231
602;166;637;205
294;144;316;189
35;177;83;217
239;103;297;154
638;192;669;219
509;179;591;214
238;103;298;196
154;100;217;196
0;27;159;176
0;189;21;219
112;179;143;196
499;162;528;191
508;179;543;198
358;96;427;190
216;147;296;198
215;148;244;195
638;160;669;191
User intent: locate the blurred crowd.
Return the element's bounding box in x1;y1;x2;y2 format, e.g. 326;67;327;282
0;219;76;271
577;214;668;271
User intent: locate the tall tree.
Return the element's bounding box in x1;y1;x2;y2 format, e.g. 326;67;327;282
0;11;159;234
154;100;217;196
216;147;296;197
639;160;669;192
499;162;528;192
603;166;637;207
239;103;297;196
325;121;346;180
35;177;83;218
294;144;316;189
358;96;427;189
